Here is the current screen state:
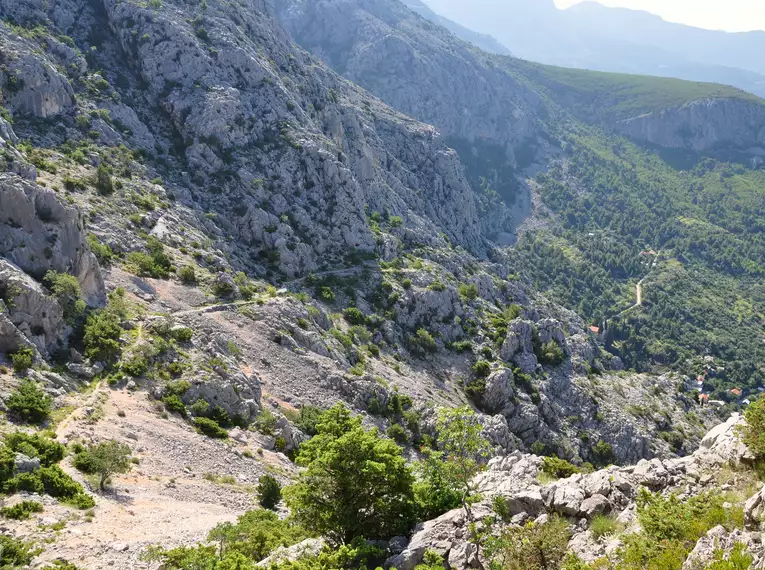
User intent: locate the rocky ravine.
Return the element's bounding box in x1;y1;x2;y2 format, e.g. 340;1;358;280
0;0;730;471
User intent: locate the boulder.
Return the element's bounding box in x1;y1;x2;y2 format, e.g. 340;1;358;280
745;485;765;530
580;494;610;517
14;453;40;473
256;538;326;567
694;413;752;466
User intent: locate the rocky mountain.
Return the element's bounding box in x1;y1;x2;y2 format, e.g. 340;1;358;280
0;0;764;567
422;0;765;98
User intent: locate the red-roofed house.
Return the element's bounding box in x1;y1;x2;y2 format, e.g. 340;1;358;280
730;388;743;397
589;325;600;335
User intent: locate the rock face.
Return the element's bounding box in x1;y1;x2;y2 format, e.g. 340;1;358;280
0;173;105;305
616;98;765;152
0;23;77;118
0;259;65;357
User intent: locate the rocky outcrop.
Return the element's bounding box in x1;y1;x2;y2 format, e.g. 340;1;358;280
0;259;65;357
616;97;765;152
389;415;754;570
0;174;105;305
0;22;77;118
682;525;765;569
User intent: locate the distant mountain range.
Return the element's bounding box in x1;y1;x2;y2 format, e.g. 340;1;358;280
399;0;512;55
422;0;765;98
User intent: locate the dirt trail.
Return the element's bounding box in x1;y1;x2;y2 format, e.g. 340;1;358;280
10;386;293;570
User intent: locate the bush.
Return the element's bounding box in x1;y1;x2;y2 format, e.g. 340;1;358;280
5;431;64;466
484;515;570;570
458;283;479;302
343;307;365;325
428;281;446;292
413;450;462;520
178;265;197;284
88;234;114;266
541;456;581;479
127;237;173;279
44;271;85;322
74;440;133;491
472;360;492;379
255;408;278;436
409;328;437;354
194;417;227;439
742;396;765;458
8;347;33;375
592;440;614;466
162;394;187;417
295;405;323;437
0;535;38;568
83;309;122;363
257;474;282;510
6;379;52;424
589;514;620;540
284;403;416;545
387;423;408;444
538;340;565;366
94;165;114;196
170;327;194;343
1;500;43;520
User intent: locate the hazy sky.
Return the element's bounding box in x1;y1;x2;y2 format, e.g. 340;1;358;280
554;0;765;32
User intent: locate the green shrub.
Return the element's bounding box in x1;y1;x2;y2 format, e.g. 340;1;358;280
458;283;479;302
83;309;122;363
9;347;34;373
88;234;114;266
5;431;64;466
178;265;197;284
122;355;149;377
284;403;415;544
538;340;565;366
343;307;365;325
166;380;191;396
472;360;492;379
0;535;38;568
409;328;437;354
428;281;446;292
389;216;403;227
194;417;227;438
294;405;323;437
742;396;765;459
592;440;614;466
387;423;408;444
274;436;287;452
589;514;621;539
127;237;173;279
1;500;43;520
94;165;114;196
541;456;581;479
484;515;570;570
170;327;193;342
44;271;85;322
73;440;132;491
162;394;187;417
257;474;282;510
255;408;278;436
6;379;52;424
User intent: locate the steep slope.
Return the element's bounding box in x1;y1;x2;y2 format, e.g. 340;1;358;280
274;0;765;399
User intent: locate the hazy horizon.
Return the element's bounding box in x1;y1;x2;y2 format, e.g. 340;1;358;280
554;0;765;33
